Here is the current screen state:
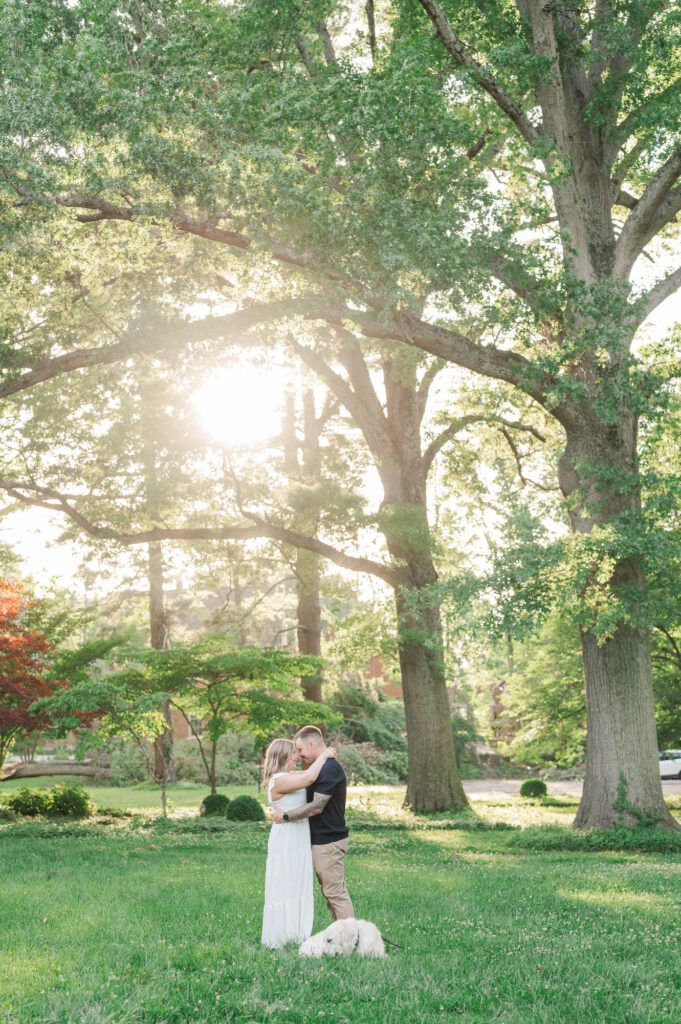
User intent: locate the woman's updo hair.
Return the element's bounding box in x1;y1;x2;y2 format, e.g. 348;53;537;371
262;738;295;788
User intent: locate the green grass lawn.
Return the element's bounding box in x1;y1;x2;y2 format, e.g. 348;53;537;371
1;787;681;1024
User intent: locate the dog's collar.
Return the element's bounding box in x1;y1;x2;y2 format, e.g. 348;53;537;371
353;925;360;952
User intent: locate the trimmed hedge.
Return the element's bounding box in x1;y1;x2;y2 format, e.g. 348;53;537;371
200;794;231;817
520;779;548;798
226;795;266;822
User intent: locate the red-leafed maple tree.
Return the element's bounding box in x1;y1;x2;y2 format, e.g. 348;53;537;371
0;579;64;774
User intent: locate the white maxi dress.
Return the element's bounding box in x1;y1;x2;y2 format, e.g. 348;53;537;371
261;771;314;948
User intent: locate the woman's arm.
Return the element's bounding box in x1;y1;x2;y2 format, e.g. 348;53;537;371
270;748;336;798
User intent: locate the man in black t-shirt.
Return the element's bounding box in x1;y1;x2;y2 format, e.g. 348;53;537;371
269;725;354;921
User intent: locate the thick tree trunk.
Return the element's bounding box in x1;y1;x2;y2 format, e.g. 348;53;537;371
395;589;468;812
382;490;468;812
575;622;676;828
559;422;678;830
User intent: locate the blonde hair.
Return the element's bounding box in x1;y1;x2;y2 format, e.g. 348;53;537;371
262;738;295;788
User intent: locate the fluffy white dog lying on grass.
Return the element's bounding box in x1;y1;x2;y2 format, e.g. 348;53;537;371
299;918;386;958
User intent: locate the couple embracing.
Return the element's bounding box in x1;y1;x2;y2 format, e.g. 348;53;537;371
261;726;353;949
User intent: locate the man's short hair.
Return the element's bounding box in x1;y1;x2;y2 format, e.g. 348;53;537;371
294;726;324;745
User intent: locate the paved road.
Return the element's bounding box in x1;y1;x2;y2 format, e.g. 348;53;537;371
462;778;681;798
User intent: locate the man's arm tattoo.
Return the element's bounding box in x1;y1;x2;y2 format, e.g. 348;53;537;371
285;792;331;821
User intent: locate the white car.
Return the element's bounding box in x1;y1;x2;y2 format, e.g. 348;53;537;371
659;750;681;779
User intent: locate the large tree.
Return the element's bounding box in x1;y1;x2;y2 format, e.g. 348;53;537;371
2;0;680;825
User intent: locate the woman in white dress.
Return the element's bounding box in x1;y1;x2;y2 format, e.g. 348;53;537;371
261;738;336;949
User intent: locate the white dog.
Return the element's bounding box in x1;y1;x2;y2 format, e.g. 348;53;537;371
299;918;386;958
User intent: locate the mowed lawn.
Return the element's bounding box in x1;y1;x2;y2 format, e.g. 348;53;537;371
1;787;681;1024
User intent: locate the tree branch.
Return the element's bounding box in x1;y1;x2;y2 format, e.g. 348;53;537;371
366;0;377;63
9;185;360;291
315;20;337;65
607;78;681;165
634;265;681;326
615;148;681;274
0;299;315;400
0;480;401;587
417;0;541;147
422;414;546;476
294;33;317;77
287;332;392;457
416;359;446;421
654;625;681;670
499;425;556;492
346;308;554;412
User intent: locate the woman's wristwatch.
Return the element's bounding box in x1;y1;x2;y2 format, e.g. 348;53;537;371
283;812;289;822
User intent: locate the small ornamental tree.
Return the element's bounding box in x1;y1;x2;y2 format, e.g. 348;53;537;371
149;642;340;794
0;580;63;774
0;579;121;779
37;640;340;804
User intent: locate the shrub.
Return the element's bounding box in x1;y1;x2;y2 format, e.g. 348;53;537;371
49;784;95;818
0;806;17;822
6;787;52;817
520;779;548;798
200;794;231;817
226;795;266;822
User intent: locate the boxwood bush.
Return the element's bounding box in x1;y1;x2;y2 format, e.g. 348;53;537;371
226;795;266;822
520;779;548;798
200;794;231;817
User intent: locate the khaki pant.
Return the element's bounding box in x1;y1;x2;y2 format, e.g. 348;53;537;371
311;838;354;921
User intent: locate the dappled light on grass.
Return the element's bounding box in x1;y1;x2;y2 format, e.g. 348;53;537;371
560;888;678;912
2;797;681;1023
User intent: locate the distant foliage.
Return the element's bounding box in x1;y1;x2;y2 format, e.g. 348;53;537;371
452;712;480;765
326;684;409;783
336;742;408;785
226;795;265;822
173;735;262;786
330;684;407;752
498;614;587;769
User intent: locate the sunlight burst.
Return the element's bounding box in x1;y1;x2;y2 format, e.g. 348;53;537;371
191;364;287;447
